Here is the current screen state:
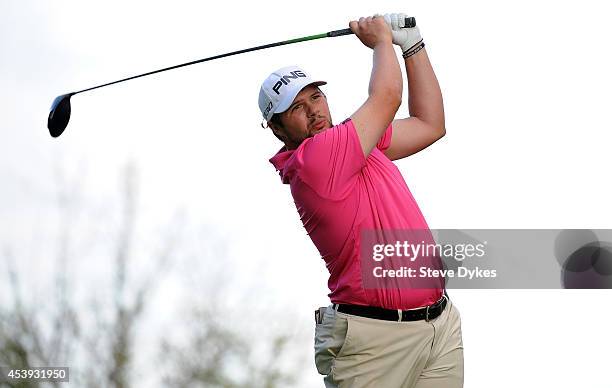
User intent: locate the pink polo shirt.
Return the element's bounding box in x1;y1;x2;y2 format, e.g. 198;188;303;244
269;118;443;309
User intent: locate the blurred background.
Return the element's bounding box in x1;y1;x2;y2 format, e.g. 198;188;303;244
1;0;611;387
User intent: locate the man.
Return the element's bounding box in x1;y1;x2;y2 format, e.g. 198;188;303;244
258;14;464;388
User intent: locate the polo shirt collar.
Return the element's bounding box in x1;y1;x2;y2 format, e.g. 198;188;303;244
269;146;295;184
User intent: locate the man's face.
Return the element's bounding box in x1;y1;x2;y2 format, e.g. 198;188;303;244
268;84;333;149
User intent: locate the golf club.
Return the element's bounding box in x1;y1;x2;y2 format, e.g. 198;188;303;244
48;17;416;138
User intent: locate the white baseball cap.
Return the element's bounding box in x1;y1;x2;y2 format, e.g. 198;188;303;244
258;65;327;121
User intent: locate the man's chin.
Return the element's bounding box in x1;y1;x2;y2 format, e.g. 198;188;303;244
309;122;332;137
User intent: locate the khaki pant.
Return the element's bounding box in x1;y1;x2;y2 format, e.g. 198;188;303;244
314;299;464;388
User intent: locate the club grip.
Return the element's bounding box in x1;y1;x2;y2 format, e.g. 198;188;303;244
327;17;416;38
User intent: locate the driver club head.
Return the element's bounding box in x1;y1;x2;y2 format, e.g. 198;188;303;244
48;93;74;138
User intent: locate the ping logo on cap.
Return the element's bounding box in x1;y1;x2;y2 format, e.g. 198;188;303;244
272;70;307;94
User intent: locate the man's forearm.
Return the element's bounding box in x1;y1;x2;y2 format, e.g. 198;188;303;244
404;49;445;131
369;42;403;102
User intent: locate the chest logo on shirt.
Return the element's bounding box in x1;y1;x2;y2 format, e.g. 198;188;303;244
273;70;307;95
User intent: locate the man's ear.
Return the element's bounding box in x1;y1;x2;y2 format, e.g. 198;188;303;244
268;121;286;143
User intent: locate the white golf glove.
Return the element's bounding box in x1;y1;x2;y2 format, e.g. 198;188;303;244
381;13;424;57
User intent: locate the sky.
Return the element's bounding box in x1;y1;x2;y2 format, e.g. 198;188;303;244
2;0;612;387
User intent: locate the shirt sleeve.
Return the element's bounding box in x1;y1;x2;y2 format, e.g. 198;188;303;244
293;119;366;199
376;123;393;151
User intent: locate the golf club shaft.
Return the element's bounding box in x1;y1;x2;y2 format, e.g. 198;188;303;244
72;17;416;95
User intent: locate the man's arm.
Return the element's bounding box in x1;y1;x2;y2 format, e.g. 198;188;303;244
385;48;445;160
349;16;403;158
381;14;446;161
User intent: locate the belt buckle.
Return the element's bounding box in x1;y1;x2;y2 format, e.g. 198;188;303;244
425;305;431;322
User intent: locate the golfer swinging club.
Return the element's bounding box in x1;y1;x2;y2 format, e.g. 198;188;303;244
259;13;463;387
